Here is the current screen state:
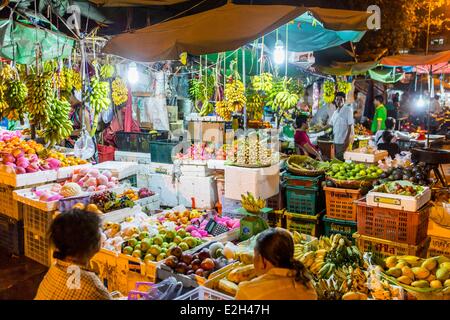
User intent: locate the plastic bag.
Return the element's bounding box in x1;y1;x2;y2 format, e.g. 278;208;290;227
128;278;183;300
74;129;95;159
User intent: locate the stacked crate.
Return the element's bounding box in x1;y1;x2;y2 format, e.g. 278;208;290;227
322;187;360;242
353;198;431;259
282;173;325;237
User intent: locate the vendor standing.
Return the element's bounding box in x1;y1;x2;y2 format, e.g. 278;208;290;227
323;92;354;161
371;95;387;134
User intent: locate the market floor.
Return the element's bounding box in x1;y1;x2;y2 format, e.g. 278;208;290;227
0;250;47;300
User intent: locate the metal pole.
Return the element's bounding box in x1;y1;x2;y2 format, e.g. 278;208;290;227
242;48;247;130
425;0;432;55
426;69;433;147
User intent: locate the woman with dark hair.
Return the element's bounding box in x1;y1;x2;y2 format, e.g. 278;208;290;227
294;114;323;160
35;209;112;300
235;228;317;300
377;130;401;159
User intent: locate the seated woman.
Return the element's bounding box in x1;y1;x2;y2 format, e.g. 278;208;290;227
235;228;318;300
294;114;323;160
377;130;401;159
35;209;112;300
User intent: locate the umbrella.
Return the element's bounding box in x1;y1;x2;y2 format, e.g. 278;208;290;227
103;3;370;62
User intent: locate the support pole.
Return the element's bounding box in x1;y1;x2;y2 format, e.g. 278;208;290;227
242;48;247;131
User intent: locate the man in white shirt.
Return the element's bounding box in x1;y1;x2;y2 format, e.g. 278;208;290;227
324;92;354;160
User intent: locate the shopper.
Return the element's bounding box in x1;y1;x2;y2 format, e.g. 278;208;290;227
294;114;323;160
322;92;354;161
35;209;112;300
371;95;387;133
377;130;401;159
431;95;442;114
374;117;410;145
235;228;317;300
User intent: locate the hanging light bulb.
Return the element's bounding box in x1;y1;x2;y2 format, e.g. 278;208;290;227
127;62;139;84
273;40;285;65
417;95;426;108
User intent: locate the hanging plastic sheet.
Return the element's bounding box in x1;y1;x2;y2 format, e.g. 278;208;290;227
0;19;75;64
368;68;404;84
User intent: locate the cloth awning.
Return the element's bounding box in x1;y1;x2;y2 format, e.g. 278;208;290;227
380;50;450;67
89;0;189;6
103;3;370;62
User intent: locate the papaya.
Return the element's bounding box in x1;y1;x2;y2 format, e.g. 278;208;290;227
411;280;430;288
421;258;437;271
386;267;402;278
436;267;450;282
412;267;430;280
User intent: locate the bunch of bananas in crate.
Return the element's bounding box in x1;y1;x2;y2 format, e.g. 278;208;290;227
315;266;368;300
241;192;266;214
251;73;273;92
273;90;299;111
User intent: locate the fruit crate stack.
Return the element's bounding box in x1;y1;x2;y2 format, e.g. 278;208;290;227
354;188;432;259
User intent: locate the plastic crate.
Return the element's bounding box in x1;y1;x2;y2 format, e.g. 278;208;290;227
98;144;116;163
0;184;21;220
0;213;24;256
283;173;323;189
286;186;324;215
149;140;180;164
353;232;430;259
285;211;324;237
116;131;170;152
356;200;430;245
266;186;285;211
268;210;285;228
323;216;357;243
324;187;362;221
175;286;233;300
427;235;450;258
23;203;56;236
24;228;53;266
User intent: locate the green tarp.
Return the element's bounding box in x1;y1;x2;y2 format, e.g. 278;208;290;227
368;68;403;83
0;19;75;64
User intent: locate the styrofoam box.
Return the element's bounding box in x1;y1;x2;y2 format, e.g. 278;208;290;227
176;160;213;177
147;174;217;209
56;163;92;180
207;160;226;170
344;149;388;163
366;187;431;212
224;164;280;201
0;164;58;187
93;161;139;180
147;162;175;176
114;151;152;164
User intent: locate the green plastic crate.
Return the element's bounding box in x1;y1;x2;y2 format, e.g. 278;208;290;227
285;211;324;237
323;215;357;244
283;173;324;190
286;185;324;215
149;140;179;164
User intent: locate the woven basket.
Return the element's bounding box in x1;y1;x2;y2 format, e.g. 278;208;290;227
287;155;327;177
381;273;450;300
326;176;375;189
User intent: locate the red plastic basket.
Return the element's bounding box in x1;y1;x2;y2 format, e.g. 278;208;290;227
324;187;362;221
356;199;430;245
98;144;116;163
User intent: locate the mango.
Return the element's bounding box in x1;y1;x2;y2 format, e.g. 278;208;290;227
411;280;430;288
444;279;450;287
401;266;415;280
397;275;413;285
386;267;402;278
385;256;398;269
437;256;450;264
440;262;450;270
430;280;443;289
421;258;437;271
412;267;430;280
395;262;409;269
436;267;450;281
426;274;436;282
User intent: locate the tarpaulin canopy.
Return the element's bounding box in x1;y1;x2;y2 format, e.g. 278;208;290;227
317;60;378;76
89;0;188;5
103;3;370;62
368;68;404;84
0;19;75;64
415;63;450;74
380;50;450;67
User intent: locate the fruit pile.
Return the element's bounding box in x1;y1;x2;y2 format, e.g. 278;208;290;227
376;162;432;186
122;228;205;263
89;190;135;213
218;264;257;297
68;168;119;192
164;242;231;279
373;181;425;196
241;192;266;214
383;255;450;292
326;162;383;181
354;124;371;136
46;151;88;167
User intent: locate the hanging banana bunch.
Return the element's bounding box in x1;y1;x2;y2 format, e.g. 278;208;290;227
323;80;336;103
73;70;82;91
88;77;111;136
25;72;54;123
251;72;273;92
273;90;299;112
112;77;128;106
224;79;246;113
100;64;115;79
40;97;73;146
246;91;264;120
0;65;13;117
337;80;351;95
55;67;75;101
5;80;28;121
